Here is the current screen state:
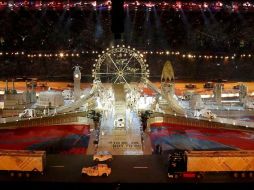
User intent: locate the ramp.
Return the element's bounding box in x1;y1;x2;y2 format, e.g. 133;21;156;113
56;88;97;113
144;79;185;115
97;110;144;155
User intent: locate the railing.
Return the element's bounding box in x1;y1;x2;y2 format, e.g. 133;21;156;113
0;111;89;129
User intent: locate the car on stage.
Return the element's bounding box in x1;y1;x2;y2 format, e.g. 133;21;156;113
81;164;111;177
114;115;125;128
93;151;113;162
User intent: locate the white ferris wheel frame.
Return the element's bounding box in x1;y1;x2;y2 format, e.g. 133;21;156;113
92;45;150;85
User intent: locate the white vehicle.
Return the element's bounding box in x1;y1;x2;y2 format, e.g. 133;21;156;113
93;151;113;162
114;116;125;128
81;164;111;177
19;109;36;118
194;109;217;119
244;101;254;109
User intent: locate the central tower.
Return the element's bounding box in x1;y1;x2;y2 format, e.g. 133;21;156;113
73;65;81;100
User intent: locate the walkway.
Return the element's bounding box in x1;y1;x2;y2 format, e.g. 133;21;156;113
97;109;144;155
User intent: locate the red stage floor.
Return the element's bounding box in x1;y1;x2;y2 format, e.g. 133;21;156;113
0;124;90;154
150;123;254;152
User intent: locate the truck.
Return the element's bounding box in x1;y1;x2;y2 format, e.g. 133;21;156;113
81;164;111;177
0;149;46;177
19;109;37;118
167;150;254;179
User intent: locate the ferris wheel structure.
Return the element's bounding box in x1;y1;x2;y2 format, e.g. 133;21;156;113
92;45;150;85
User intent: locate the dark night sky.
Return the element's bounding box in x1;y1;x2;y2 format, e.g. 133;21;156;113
0;1;253;81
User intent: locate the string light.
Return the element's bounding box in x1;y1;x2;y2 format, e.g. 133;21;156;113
0;50;253;60
59;53;64;57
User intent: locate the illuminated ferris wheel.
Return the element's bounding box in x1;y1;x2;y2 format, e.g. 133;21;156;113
92;45;149;84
